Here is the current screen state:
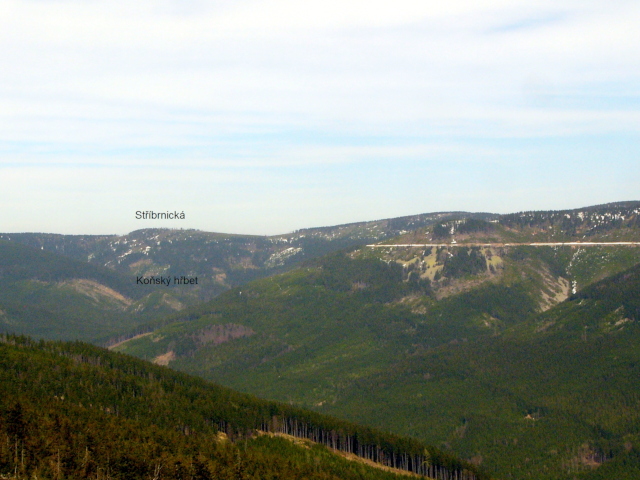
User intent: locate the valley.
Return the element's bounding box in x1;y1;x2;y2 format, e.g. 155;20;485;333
0;210;493;306
1;201;640;479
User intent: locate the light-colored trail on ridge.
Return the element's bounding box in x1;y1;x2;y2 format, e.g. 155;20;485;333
367;242;640;248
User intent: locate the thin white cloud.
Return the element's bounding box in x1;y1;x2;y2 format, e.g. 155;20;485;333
1;0;638;233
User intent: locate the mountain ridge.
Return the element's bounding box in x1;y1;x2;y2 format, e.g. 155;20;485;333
3;201;640;479
0;210;497;303
112;201;640;479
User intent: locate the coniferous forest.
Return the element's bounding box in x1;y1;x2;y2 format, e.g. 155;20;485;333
0;335;487;480
2;202;640;479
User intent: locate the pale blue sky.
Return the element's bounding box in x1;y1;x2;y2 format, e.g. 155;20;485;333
1;0;639;235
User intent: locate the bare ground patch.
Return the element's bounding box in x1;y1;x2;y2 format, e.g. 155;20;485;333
160;293;184;310
258;431;426;478
153;351;176;366
107;332;153;350
60;279;132;307
538;272;571;311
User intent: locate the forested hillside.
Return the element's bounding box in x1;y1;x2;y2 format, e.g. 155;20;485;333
0;211;493;304
0;335;486;480
313;261;640;477
3;202;640;479
0;241;183;341
115;255;640;479
114;202;640;479
369;202;640;303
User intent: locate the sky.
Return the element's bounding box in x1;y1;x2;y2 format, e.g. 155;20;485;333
1;0;639;235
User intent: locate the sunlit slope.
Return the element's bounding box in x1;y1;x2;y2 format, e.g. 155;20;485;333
368;202;640;302
0;241;183;341
115;204;640;480
1;211;494;304
116;203;640;391
323;262;640;479
119;257;640;479
114;252;544;400
0;335;487;480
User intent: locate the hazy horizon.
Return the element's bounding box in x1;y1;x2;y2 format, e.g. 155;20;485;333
1;200;638;237
2;1;638;235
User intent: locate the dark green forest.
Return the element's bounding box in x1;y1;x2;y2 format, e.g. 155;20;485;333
3;202;640;479
0;241;184;341
117;251;640;479
0;335;487;480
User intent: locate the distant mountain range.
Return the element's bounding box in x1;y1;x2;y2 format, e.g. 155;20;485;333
0;210;494;343
111;201;640;479
2;200;640;479
0;210;496;303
